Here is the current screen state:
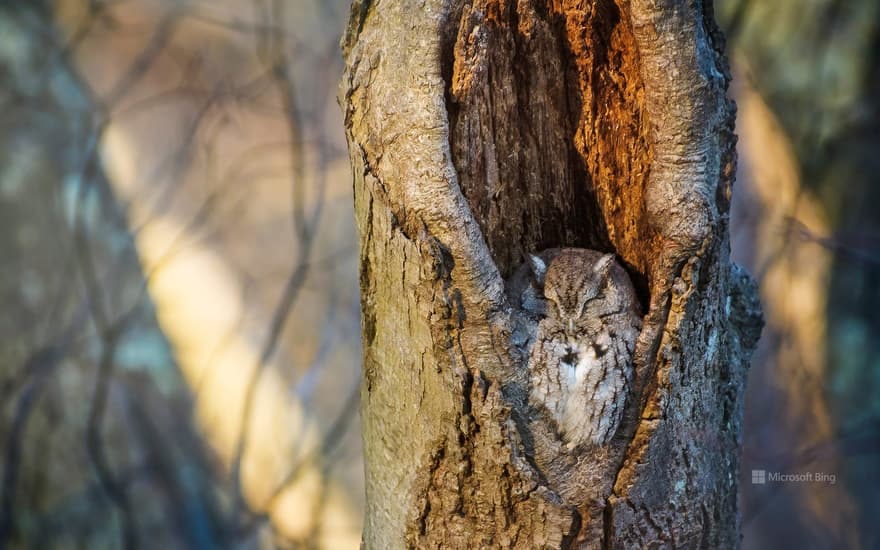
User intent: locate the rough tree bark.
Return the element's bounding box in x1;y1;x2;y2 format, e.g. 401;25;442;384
340;0;763;548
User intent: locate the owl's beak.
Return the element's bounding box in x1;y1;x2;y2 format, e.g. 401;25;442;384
567;318;575;335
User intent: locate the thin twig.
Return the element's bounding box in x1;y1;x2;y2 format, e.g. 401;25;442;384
0;347;65;549
228;0;325;514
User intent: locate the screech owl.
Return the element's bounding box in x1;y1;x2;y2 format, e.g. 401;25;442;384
522;248;642;449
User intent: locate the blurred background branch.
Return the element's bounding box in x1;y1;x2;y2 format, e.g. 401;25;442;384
1;1;361;548
719;0;880;547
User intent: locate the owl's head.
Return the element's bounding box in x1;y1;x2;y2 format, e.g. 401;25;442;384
528;250;615;335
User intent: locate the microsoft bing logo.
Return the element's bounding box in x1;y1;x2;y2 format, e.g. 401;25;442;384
749;469;836;484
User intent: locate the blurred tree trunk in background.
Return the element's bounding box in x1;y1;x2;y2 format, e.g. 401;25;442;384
0;2;226;548
717;1;880;547
1;1;365;548
341;0;761;547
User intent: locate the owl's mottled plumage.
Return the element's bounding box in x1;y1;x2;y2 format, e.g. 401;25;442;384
524;248;641;449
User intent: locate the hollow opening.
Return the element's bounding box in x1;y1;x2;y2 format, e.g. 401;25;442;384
441;0;653;309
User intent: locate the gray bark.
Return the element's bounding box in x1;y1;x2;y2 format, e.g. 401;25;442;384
340;0;762;547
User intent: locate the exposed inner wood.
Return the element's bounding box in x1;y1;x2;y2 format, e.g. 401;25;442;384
444;0;654;306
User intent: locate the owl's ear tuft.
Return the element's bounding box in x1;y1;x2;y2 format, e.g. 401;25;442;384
593;253;615;280
526;253;547;287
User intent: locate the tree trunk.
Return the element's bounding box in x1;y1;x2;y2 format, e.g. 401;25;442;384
340;0;763;548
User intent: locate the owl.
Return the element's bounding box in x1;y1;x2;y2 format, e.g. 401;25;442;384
522;248;641;449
